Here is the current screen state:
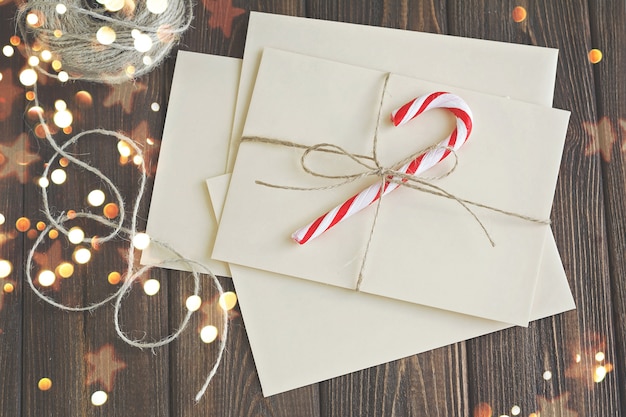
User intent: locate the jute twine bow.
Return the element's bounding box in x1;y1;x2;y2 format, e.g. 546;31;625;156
241;73;550;290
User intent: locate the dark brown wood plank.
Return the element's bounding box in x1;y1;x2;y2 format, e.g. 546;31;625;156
448;1;621;416
587;0;626;414
0;3;25;414
303;2;469;416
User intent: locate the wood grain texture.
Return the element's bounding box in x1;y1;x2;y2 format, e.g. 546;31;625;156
588;0;626;415
1;0;625;415
0;5;24;415
449;0;621;416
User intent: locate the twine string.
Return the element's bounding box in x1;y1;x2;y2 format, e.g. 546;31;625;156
241;73;550;290
26;84;227;401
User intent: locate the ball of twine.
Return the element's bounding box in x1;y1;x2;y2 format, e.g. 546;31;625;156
16;0;193;83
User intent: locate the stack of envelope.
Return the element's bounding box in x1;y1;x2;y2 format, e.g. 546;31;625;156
142;12;575;397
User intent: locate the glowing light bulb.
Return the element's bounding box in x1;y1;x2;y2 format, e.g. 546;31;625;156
56;3;67;14
218;291;237;311
87;189;106;207
68;227;85;244
56;262;74;278
0;260;12;278
26;13;40;26
151;102;160;111
73;247;91;264
143;279;160;295
134;34;153;52
132;232;150;250
53;109;72;128
38;270;56;287
200;325;218;343
38;177;49;188
28;56;40;66
50;169;66;184
595;352;605;362
19;68;38;86
54;100;66;111
91;390;107;406
104;0;124;12
41;50;52;61
2;45;14;57
117;141;132;157
185;295;202;311
58;71;69;82
542;370;552;380
38;377;53;391
96;26;116;45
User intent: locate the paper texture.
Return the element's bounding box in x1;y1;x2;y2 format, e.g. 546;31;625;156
228;12;559;170
207;173;574;396
141;51;240;276
213;49;570;326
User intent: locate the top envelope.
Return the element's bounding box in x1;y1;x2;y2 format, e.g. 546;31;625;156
213;48;570;326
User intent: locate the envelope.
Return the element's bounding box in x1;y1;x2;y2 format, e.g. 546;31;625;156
213;48;571;326
227;12;560;171
141;51;239;276
207;173;574;396
144;15;575;397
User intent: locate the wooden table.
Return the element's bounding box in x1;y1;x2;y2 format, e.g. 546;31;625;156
0;1;623;416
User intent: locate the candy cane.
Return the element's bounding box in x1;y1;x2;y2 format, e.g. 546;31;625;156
292;92;473;244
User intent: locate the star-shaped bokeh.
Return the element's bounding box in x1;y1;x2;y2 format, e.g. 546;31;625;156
85;343;127;391
583;117;617;162
0;133;41;183
536;393;578;417
0;69;23;121
201;0;246;38
103;82;148;114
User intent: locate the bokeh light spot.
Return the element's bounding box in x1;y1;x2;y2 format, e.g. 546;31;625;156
68;227;85;244
56;3;67;14
588;48;603;64
36;221;46;231
87;190;106;207
73;247;91;264
49;229;59;239
512;6;527;22
2;45;14;57
75;91;93;107
50;169;66;184
0;213;4;225
19;68;38;86
185;295;202;311
200;325;218;343
542;370;552;380
91;390;108;406
151;102;160;111
58;71;69;82
3;283;14;293
56;262;74;278
132;232;150;250
9;36;20;46
16;217;31;232
54;109;73;128
38;377;52;391
473;402;492;417
96;26;116;45
510;405;520;416
143;279;160;295
218;291;237;311
108;271;121;285
147;0;168;14
103;203;119;219
0;260;12;278
38;270;56;287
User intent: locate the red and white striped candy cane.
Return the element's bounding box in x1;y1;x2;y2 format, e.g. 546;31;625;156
292;91;473;244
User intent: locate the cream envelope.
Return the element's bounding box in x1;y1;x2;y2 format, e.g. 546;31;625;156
213;49;571;326
141;51;239;276
227;12;559;171
143;17;576;397
207;173;574;396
